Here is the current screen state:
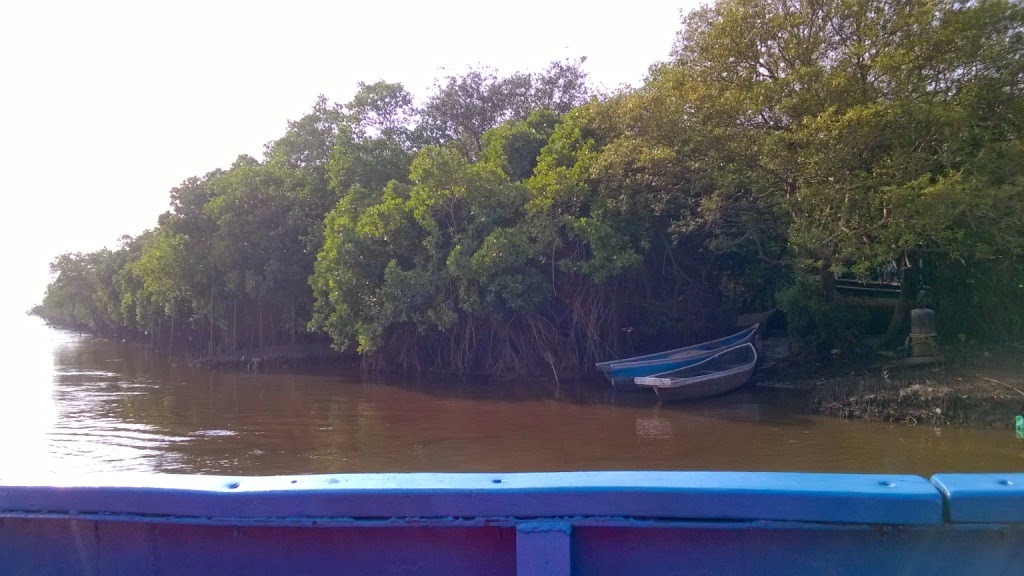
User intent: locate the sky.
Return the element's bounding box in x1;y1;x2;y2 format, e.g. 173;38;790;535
0;0;698;312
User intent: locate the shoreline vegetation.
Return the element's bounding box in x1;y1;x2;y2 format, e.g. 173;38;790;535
32;0;1024;427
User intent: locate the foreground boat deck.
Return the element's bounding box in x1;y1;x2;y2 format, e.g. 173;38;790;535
1;471;1021;575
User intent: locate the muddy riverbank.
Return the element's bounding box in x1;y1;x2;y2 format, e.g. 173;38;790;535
192;343;352;371
781;345;1024;429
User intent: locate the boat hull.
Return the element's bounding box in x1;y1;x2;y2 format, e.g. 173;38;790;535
598;325;758;390
652;362;756;401
0;471;1021;576
636;343;758;401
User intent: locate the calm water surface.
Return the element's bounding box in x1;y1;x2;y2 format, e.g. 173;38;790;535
1;314;1022;477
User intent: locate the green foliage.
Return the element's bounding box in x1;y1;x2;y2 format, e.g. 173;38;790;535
121;228;188;319
777;276;873;353
311;143;538;360
929;255;1024;344
310;181;420;352
40;250;122;332
419;60;590;161
482;110;559;181
665;0;1024;347
329;82;418;193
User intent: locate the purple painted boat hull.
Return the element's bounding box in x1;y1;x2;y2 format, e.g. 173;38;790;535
0;471;1022;575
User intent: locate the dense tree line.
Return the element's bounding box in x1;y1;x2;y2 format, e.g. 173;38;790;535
35;0;1024;375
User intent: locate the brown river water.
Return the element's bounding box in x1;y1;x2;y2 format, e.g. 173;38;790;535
1;314;1022;477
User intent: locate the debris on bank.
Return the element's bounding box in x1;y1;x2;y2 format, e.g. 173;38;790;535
806;366;1024;428
753;333;1024;428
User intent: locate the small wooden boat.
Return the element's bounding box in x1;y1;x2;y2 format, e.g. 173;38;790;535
634;342;758;401
596;325;758;390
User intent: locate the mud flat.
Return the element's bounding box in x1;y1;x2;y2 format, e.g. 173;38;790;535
804;357;1024;428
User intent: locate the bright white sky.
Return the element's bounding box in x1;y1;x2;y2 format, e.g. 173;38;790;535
0;0;697;312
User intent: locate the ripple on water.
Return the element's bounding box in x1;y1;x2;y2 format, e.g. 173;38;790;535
51;421;187;446
43;420;190;474
56;370;120;378
191;430;238;438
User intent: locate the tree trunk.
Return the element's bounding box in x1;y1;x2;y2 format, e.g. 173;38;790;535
884;259;917;347
818;266;836;301
209;288;215;357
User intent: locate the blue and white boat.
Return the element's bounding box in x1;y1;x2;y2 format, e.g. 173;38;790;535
635;342;758;401
596;324;759;390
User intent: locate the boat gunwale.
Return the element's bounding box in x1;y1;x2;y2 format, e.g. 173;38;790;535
595;324;758;371
634;343;757;389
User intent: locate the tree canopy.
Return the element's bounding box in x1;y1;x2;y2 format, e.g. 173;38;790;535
35;1;1024;373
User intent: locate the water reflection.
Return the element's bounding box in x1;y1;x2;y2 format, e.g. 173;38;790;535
0;312;60;475
0;314;1022;477
635;415;672;440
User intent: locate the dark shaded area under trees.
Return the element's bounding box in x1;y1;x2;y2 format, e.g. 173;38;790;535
34;0;1024;379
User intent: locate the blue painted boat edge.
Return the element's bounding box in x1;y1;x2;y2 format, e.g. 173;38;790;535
5;471;1024;576
0;471;943;525
596;324;758;370
930;473;1024;523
